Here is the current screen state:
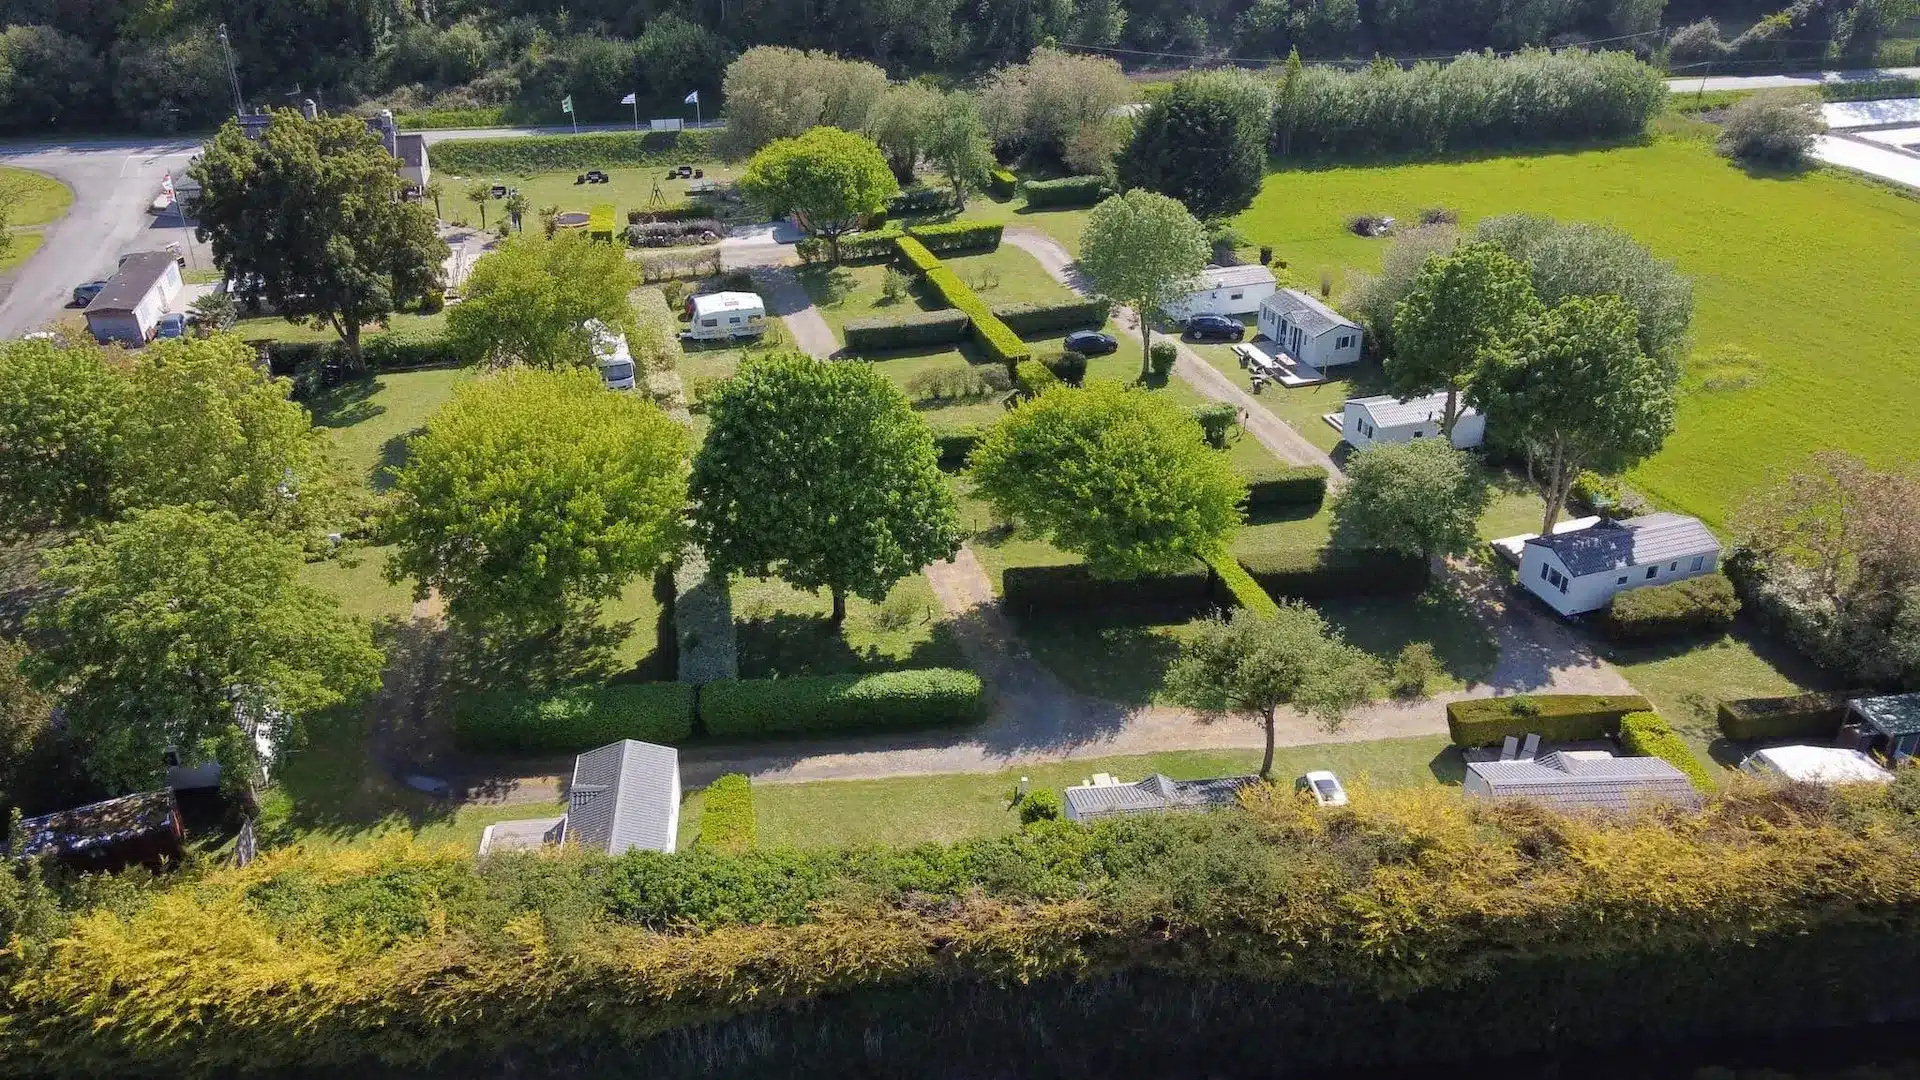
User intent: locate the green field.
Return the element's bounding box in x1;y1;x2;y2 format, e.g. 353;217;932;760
0;165;71;274
1231;129;1920;530
437;166;738;227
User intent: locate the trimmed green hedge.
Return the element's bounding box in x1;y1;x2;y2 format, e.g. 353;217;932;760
991;299;1112;336
452;684;697;753
897;236;1030;368
1602;573;1740;642
1243;464;1328;510
988;168;1017;197
1023;175;1110;208
1238;548;1427;600
264;336;465;379
698;773;756;853
935;429;981;470
894;234;943;274
700;669;985;737
908;222;1003;253
845;309;972;352
1620;711;1716;792
836;228;907;263
1001;562;1216;620
431;129;716;174
1208;554;1279;617
1717;692;1858;742
1445;694;1653;748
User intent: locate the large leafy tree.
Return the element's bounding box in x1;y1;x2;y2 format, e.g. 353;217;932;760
923;92;996;209
1388;242;1541;436
0;337;122;536
25;506;384;794
1117;68;1272;219
690;352;960;626
977;47;1133;171
1474;213;1694;367
717;47;889;159
969;381;1245;578
739;126;900;263
867;81;944;182
1331;440;1492;563
1164;605;1379;779
191;109;448;359
1078;189;1210;376
383;368;691;632
1471;295;1678;534
446;236;638;369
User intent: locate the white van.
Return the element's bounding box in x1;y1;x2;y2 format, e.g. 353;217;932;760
587;319;637;390
685;291;766;341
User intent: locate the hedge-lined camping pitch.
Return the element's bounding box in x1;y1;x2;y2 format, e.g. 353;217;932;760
894;235;1030;367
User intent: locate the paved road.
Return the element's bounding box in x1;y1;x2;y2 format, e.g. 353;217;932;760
1664;66;1920;92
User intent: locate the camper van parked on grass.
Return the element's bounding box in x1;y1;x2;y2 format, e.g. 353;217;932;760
588;319;636;390
684;292;766;341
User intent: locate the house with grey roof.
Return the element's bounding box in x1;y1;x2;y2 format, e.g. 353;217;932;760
1163;263;1278;321
1463;751;1703;812
1847;693;1920;764
478;739;680;857
1519;512;1721;617
84;251;183;346
1340;391;1485;450
1062;772;1259;822
1255;288;1363;370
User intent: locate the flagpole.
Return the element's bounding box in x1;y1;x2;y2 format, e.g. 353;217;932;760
632;96;638;130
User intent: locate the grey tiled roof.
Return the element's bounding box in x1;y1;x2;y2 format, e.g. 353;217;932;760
1261;288;1359;335
1467;752;1702;812
1851;693;1920;737
566;740;678;855
1193;264;1277;290
84;252;175;313
1523;512;1719;578
1064;773;1258;820
1349;392;1477;428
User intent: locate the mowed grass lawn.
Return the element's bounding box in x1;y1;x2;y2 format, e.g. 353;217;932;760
432;166;738;226
1233;130;1920;529
0;165;73;273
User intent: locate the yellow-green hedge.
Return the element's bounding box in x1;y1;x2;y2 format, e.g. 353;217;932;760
1619;710;1717;792
894;235;1030;368
1207;553;1280;617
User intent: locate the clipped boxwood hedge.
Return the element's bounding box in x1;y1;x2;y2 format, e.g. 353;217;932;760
700;669;985;737
988;167;1017;197
452;684;697;753
1023;175;1110;208
1619;711;1716;792
894;234;943;274
1244;464;1328;510
1237;548;1427;600
1717;692;1859;742
1208;554;1279;617
431;129;715;174
697;773;756;853
845;309;972;352
1001;562;1217;620
1445;694;1653;748
908;221;1003;252
896;236;1030;368
991;299;1113;336
935;429;981;470
1602;572;1740;642
837;227;907;263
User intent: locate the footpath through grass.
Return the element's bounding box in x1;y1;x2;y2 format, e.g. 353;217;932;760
1233;130;1920;530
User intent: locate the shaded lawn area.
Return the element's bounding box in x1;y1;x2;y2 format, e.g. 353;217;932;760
306;365;470;488
732;736;1458;849
733;572;966;678
297;547;419;624
233;311;448;347
1232;130;1920;529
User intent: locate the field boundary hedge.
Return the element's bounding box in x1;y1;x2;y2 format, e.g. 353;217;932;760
451;684;697;753
700;668;985;737
431;129;717;174
1717;691;1861;742
1445;694;1652;747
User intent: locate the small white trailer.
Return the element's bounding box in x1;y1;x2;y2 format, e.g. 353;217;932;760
587;319;636;390
684;291;766;341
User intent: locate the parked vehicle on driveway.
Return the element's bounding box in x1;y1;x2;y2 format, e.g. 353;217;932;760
71;281;109;307
1063;330;1118;356
1184;313;1246;342
154;313;188;339
1296;771;1349;807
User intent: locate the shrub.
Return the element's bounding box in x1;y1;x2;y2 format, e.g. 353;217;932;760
907;221;1003;253
880;268;912;303
1013;359;1056;396
990;298;1113;336
1046;349;1088;386
1023;175;1110;208
1445;694;1652;748
1242;464;1328;510
1619;711;1716;792
1391;642;1440;698
700;669;985;737
430;129;716;174
904;366;991;403
1018;787;1063;823
988;167;1018;197
1237;548;1427;600
1717;90;1826;168
1603;573;1740;642
1147;341;1177;378
452;684;697;753
699;774;756;853
626;218;725;247
935;429;982;470
1000;562;1215;620
844;309;972;352
1207;553;1279;617
1667;18;1725;62
896;236;1029;367
1194;403;1236;449
1716;692;1860;743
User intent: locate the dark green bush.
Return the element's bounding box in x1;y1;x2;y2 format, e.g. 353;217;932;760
934;429;981;470
1242;464;1328;510
431;129;716;174
452;684;697;753
1194;403;1236;449
1046;349;1088;386
988;168;1018;197
1024;175;1110;208
1603;573;1740;642
1445;694;1652;748
844;309;972;352
1001;562;1216;620
1717;692;1859;742
907;221;1003;252
990;298;1113;336
1619;711;1716;792
698;774;756;853
1237;548;1425;600
1018;788;1063;823
700;669;985;737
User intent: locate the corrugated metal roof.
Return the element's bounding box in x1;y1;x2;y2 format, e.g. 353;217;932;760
566;740;678;854
1522;512;1719;578
1260;288;1359;336
1063;773;1258;820
1851;693;1920;737
84;252;175;314
1467;752;1702;812
1191;264;1277;291
1348;392;1477;429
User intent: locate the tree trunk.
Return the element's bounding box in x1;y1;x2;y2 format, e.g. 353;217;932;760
1442;384;1459;437
1540;438;1567;536
478;203;486;229
432;194;442;219
1260;708;1277;780
829;585;848;628
826;230;841;266
1139;313;1154;383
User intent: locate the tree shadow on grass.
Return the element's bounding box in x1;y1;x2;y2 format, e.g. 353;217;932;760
736;611;967;679
373;427;424;492
1245;501;1322;528
796;264;857;308
1012;612;1192;706
444;609;640;695
307;374;386;430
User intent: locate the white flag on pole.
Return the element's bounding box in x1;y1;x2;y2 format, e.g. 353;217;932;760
684;90;700;105
620;92;637;105
161;172;176;199
561;95;574;114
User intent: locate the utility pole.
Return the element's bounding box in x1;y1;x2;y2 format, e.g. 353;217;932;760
217;25;244;117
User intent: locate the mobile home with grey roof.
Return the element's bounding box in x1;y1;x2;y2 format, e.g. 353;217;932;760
1519;512;1720;617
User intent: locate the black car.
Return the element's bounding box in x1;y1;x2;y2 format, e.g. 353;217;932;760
1063;330;1118;356
1185;313;1246;342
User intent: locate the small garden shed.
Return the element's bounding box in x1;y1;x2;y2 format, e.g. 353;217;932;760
1848;693;1920;764
16;790;185;872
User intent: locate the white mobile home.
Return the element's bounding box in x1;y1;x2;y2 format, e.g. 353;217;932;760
1342;392;1485;449
1163;265;1277;322
686;291;766;340
1519;512;1721;617
1256;289;1363;369
84;251;183;346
